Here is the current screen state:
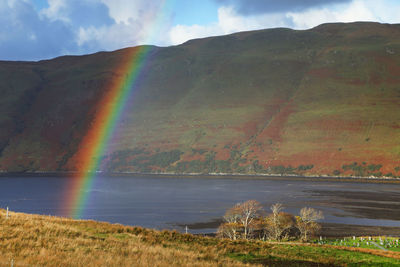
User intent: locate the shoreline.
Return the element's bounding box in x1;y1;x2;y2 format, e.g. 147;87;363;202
180;220;400;238
320;223;400;238
1;171;400;183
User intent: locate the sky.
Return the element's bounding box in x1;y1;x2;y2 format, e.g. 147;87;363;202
1;0;399;61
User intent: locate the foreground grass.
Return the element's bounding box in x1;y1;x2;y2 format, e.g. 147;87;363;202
0;209;399;266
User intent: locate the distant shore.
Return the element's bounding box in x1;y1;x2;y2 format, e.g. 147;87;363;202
1;171;400;183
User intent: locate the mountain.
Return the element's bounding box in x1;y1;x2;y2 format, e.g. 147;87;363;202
0;22;399;177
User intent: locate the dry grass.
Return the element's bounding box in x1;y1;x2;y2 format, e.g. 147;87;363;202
0;209;250;267
1;209;399;266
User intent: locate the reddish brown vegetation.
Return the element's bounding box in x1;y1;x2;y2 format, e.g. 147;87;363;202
308;67;336;79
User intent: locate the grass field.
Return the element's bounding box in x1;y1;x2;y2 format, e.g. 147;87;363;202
1;209;400;266
316;237;400;252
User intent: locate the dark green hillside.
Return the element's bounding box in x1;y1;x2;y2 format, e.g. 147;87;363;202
0;22;399;177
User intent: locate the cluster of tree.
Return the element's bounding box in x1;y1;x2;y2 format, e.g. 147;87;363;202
103;149;183;172
100;147;400;178
217;200;324;242
341;162;383;176
168;151;234;173
266;164;314;175
103;146;320;175
340;162;399;177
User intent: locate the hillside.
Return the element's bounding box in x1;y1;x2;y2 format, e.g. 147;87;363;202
1;209;400;266
0;22;399;177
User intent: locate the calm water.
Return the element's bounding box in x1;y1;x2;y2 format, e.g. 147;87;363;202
0;175;399;233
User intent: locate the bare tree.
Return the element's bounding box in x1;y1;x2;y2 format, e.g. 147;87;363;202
271;203;283;231
217;222;242;240
224;205;241;224
218;205;242;240
296;207;324;241
265;203;295;240
218;200;263;240
237;200;263;239
268;203;284;240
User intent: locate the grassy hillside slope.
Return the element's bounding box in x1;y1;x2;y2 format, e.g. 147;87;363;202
0;22;399;177
1;209;400;266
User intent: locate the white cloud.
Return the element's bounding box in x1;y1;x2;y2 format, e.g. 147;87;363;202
0;0;173;60
362;0;400;23
287;0;378;29
99;0;162;24
77;21;147;51
72;0;172;50
1;0;400;60
94;0;173;47
169;6;290;45
169;24;219;45
0;0;76;60
40;0;68;22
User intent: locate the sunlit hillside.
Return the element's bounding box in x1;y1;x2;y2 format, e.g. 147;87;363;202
0;22;399;177
1;209;399;266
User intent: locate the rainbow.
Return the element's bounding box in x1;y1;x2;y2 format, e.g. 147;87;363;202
63;0;175;219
